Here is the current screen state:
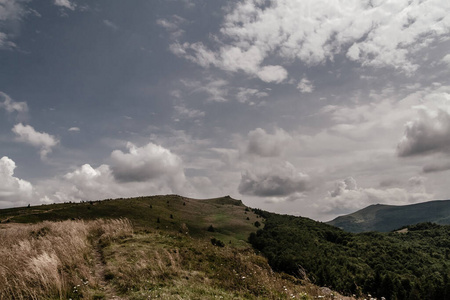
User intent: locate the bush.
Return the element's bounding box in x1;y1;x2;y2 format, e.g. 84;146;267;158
211;238;225;247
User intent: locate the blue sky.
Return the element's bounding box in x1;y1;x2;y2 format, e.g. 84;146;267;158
1;0;450;220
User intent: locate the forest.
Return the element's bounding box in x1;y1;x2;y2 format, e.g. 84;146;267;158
249;209;450;300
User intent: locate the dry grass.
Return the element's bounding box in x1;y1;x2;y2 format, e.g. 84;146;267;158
0;219;132;299
103;231;357;300
0;212;356;299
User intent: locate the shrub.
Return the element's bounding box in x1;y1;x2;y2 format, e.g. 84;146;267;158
211;238;225;247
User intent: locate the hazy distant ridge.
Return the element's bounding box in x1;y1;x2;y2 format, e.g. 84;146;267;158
326;199;450;232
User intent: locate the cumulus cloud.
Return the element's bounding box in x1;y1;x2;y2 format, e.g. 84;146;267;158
54;0;76;10
173;0;450;80
325;177;433;215
246;127;292;157
12;123;59;159
397;108;450;157
329;177;358;197
0;156;33;208
110;142;185;185
297;77;314;93
256;65;288;83
37;142;190;203
57;164;116;201
238;162;310;197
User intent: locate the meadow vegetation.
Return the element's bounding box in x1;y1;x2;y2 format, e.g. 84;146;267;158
0;196;355;299
0;218;132;299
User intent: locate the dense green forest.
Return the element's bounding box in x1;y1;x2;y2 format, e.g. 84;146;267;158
250;209;450;300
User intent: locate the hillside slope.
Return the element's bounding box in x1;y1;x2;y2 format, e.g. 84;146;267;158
326;199;450;233
0;195;354;300
250;210;450;300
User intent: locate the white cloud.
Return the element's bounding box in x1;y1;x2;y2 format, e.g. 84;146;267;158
173;104;205;120
0;0;28;49
156;15;187;39
12;123;59;160
397;107;450;157
238;162;310;197
110;142;186;187
36;142;191;203
246;127;292;157
236;87;268;104
297;77;314;93
0;31;15;49
174;0;450;79
441;54;450;66
57;164;116;201
256;65;288;83
182;78;229;102
0;156;33;208
54;0;76;10
0;92;28;114
0;0;27;22
68;127;80;132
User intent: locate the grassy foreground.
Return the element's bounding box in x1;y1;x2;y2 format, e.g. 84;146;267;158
0;195;355;299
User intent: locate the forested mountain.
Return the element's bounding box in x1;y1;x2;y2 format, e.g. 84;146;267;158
327;200;450;233
250;209;450;300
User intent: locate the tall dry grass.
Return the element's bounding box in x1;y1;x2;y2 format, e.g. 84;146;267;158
0;218;132;300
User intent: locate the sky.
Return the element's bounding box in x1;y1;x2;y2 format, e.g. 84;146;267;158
1;0;450;221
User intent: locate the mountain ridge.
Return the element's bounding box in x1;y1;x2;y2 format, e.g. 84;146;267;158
326;199;450;232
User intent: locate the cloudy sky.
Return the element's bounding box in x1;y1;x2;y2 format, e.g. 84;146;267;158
1;0;450;221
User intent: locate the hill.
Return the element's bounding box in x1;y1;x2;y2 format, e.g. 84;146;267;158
0;195;353;300
326;199;450;233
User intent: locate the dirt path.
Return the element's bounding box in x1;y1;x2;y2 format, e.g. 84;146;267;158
92;242;127;300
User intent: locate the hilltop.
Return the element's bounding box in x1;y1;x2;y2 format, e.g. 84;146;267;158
0;195;353;300
326;199;450;233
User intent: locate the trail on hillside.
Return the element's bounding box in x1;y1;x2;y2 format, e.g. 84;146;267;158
92;240;126;300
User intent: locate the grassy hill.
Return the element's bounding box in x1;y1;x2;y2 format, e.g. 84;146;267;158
0;195;258;247
326;199;450;233
0;195;354;300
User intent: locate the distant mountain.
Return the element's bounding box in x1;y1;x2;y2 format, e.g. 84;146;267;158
326;199;450;232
